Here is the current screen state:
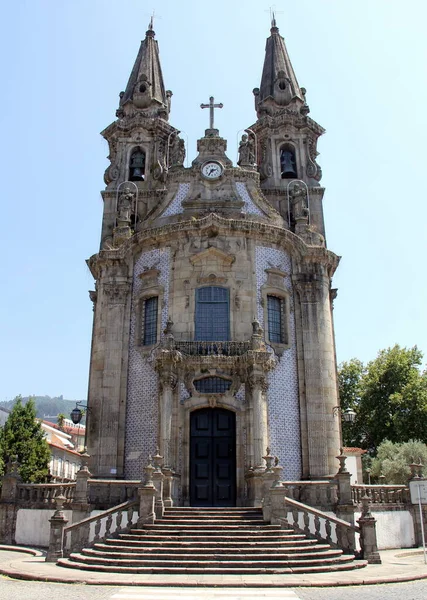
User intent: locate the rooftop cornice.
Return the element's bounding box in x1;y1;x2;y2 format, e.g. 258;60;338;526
87;213;339;278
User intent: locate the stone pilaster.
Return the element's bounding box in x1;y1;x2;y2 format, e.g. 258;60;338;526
293;269;341;478
87;275;131;478
247;373;269;470
158;371;177;468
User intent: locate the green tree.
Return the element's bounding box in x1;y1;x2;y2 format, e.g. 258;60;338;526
338;345;427;452
0;396;51;482
370;440;427;484
337;358;365;447
358;345;426;452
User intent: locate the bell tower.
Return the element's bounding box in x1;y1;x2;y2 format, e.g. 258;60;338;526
86;21;184;478
249;16;325;243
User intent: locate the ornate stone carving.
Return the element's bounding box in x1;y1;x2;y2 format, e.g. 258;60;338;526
265;267;288;289
237;134;256;167
158;371;178;392
138;268;160;289
169;134;186;167
289;182;309;221
103;282;130;304
306;136;322;181
293;275;327;304
248;374;269;393
117;186;135;225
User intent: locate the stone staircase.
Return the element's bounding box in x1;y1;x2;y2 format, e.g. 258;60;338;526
58;507;367;574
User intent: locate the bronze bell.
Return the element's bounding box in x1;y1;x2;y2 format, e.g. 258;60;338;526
129;151;145;181
280;150;297;179
130;167;144;181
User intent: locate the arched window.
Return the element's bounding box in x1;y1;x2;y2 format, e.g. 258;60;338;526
194;377;232;394
195;287;230;341
129;148;145;181
280;144;297;179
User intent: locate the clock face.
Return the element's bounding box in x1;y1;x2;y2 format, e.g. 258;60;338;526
201;161;223;179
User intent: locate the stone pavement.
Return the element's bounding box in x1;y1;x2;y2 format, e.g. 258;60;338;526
0;545;426;588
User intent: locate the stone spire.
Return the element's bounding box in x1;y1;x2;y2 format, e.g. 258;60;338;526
253;19;307;117
118;21;172;119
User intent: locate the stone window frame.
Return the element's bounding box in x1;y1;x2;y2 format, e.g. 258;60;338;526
135;284;164;352
261;284;291;354
194;285;231;342
193;375;233;396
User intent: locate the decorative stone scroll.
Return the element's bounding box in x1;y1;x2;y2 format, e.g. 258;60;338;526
103;282;130;304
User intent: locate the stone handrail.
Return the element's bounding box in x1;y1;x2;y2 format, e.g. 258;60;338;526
281;480;338;508
174;340;251;356
87;479;140;509
283;496;360;555
17;482;75;507
352;484;410;505
63;499;139;556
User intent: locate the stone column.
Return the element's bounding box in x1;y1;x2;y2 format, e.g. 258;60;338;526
248;373;269;470
162;467;174;508
87;277;131;478
357;494;381;564
71;457;92;522
246;374;269;506
46;494;69;562
158;371;177;468
152;451;165;519
293;270;341;478
138;458;156;526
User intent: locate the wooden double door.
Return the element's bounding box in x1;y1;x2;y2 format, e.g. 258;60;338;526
190;408;236;506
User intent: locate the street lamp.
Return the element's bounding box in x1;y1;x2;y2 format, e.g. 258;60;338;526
70;402;90;454
70;401;88;425
333;406;356;423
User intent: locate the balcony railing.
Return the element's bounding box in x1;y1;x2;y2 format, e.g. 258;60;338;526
174;340;251;357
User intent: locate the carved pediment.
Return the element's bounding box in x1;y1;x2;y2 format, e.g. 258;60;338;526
265;267;288;289
138;268;160;288
190;246;235;267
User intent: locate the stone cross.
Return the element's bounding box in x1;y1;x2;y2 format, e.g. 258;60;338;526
200;96;223;129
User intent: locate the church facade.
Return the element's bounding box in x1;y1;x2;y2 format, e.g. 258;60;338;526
86;18;342;507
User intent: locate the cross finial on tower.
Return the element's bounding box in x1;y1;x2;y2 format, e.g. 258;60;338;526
265;6;283;29
200;96;223;130
147;9;161;31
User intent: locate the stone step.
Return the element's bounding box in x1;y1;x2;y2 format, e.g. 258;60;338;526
67;552;357;569
158;514;266;523
117;532;307;541
96;541;327;553
152;519;269;526
138;523;280;530
83;548;344;561
164;507;262;512
58;505;367;576
58;557;367;575
162;512;264;519
104;536;318;550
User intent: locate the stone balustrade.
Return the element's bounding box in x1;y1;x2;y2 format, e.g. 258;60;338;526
281;480;338;508
174;340;251;356
283;496;360;555
62;499;139;558
87;479;140;509
17;482;75;507
351;484;410;505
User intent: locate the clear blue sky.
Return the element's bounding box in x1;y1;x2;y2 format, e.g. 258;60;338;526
1;0;426;401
